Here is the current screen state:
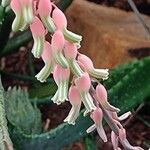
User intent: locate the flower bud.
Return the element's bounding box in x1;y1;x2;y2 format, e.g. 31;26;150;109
78;54;109;80
51;30;69;68
52;65;70;104
10;0;24;32
87;108;107;142
35;41;54;82
96;84;120;112
30;16;45;58
64;86;81;125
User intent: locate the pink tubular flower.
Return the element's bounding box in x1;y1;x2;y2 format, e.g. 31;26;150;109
75;73;96;115
52;65;70;104
111;131;121;150
35;41;54;82
96;84;120;112
19;0;33;24
30;16;45;58
10;0;25;32
78;54;109;80
51;30;69;68
38;0;56;33
87;108;107;142
64;86;81;125
64;41;83;77
119;128;144;150
52;7;82;44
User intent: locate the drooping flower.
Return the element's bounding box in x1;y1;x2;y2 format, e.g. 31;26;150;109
87;108;107;142
78;54;109;80
38;0;56;33
51;30;69;68
96;84;120;112
19;0;33;24
10;0;25;32
30;16;45;58
52;65;70;104
75;73;96;115
119;128;144;150
52;7;82;44
64;86;81;125
64;41;83;77
35;41;54;82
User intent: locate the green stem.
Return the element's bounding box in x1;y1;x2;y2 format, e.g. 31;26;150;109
0;70;53;83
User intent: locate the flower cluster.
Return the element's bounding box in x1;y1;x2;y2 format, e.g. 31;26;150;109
10;0;143;149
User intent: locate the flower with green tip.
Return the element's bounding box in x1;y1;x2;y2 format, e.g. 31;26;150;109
64;41;83;77
19;0;33;24
64;85;81;125
38;0;56;33
10;0;26;32
96;84;120;112
52;7;82;44
30;16;45;58
52;65;70;105
35;41;54;82
51;30;69;68
75;73;96;115
78;54;109;80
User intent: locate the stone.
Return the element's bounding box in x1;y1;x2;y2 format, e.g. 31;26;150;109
65;0;150;68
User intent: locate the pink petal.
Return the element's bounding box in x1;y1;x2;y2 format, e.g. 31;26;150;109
75;73;91;92
19;0;31;6
53;65;70;84
64;41;78;59
96;84;107;101
38;0;52;17
42;41;53;63
30;17;45;37
96;84;120;112
10;0;21;12
78;54;94;71
52;8;67;30
51;30;65;52
91;108;103;124
69;86;81;105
